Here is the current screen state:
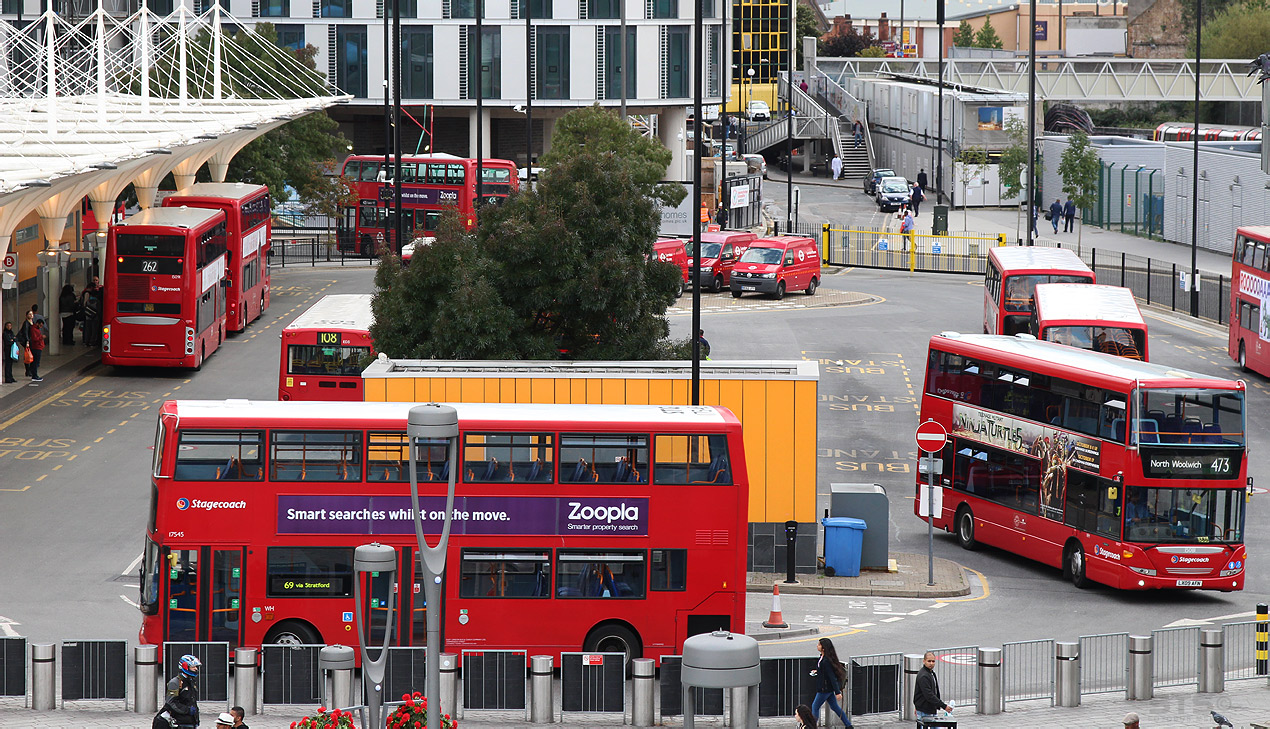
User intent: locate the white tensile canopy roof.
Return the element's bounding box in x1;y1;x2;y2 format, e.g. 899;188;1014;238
0;2;348;256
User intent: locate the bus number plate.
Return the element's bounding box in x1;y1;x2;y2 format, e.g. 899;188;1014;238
317;332;341;346
1176;580;1202;587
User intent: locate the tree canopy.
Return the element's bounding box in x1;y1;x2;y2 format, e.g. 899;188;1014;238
820;25;879;57
369;105;690;361
952;20;976;48
997;116;1030;204
974;17;1004;49
796;5;821;66
1194;0;1270;58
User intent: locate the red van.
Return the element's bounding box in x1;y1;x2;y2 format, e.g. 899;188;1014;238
730;236;821;299
653;237;690;297
688;230;757;292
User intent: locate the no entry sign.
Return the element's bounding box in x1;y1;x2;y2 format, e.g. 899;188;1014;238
915;420;948;453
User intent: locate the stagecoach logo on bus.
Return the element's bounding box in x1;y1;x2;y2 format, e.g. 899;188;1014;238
274;494;648;536
1237;272;1270;340
176;497;247;511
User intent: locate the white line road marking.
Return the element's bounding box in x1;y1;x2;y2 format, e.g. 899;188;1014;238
854;622;877;628
881;617;905;623
908;609;929;616
931;602;950;608
0;615;20;637
120;594;140;609
123;553;143;577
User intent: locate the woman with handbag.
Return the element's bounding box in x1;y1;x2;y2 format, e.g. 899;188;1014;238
17;309;43;382
2;321;17;384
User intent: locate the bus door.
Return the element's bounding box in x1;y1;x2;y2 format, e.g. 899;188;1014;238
357;547;441;648
164;547;245;647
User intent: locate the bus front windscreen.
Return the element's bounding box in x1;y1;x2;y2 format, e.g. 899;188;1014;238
1043;326;1147;360
1123;486;1243;544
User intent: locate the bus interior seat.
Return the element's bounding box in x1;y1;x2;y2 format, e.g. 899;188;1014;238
527;458;543;482
1203;423;1223;444
481;458;500;481
613;458;631;483
1147;409;1166;425
1134;418;1160;444
1160;414;1183;443
1112;419;1125;442
1182;417;1203;443
570;459;595;483
692;455;729;484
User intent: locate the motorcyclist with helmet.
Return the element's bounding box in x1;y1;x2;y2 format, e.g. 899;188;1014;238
153;654;201;729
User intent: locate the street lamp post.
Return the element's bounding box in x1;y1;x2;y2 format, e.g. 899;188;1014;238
1025;0;1037;244
936;0;945;203
1189;0;1201;317
351;543;397;729
407;404;461;729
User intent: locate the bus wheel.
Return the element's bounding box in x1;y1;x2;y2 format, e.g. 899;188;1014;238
955;507;977;551
1239;341;1247;370
264;620;321;647
194;345;204;372
1067;543;1091;589
584;624;641;666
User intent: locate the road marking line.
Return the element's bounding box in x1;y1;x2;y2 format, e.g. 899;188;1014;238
119;594;140;609
130;413;140;418
0;485;30;492
908;609;929;615
36;475;46;481
881;617;904;623
107;429;116;434
853;622;876;628
0;374;96;430
118;421;128;427
123;553;143;576
52;464;62;471
760;628;862;645
81;445;91;451
935;566;990;603
67;455;77;462
930;602;949;609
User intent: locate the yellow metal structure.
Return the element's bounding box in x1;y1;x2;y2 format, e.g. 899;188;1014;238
361;359;819;524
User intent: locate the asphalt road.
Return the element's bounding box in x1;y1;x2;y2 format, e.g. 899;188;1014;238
2;255;1267;664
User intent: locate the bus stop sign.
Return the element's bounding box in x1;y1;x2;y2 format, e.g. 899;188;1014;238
915;420;948;453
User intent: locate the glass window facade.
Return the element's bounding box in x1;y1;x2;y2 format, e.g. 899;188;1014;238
402;26;434;98
336;24;368;97
467;26;501;99
536;26;569;100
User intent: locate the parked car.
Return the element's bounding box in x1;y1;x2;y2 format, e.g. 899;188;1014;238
730;236;821;300
864;168;895;195
400;236;435;265
741;153;767;179
875;176;911;212
746;100;771;121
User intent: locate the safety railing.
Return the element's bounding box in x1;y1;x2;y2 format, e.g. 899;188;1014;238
1223;621;1259;682
845;651;903;717
929;646;978;708
1079;632;1129;695
1002;638;1053;703
1152;626;1200;688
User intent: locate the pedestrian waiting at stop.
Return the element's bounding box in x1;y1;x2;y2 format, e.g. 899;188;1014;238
2;321;18;384
59;283;79;346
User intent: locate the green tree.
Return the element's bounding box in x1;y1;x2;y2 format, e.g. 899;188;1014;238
1181;0;1248;47
1057;131;1101;250
858;45;886;58
954;146;988;229
820;26;878;57
952;20;976;47
301;163;360;248
974;16;1004;49
795;5;822;67
997;116;1030;208
369;105;688;361
1193;0;1270;58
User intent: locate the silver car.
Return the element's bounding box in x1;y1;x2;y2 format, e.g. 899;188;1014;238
875;176;911;212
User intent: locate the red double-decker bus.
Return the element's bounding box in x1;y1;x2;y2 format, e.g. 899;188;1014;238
918;333;1247;591
162;183;272;333
1031;283;1149;361
984;246;1095;336
278;294;374;401
139;401;746;663
1230;226;1270;374
104;207;228;369
337;155;519;255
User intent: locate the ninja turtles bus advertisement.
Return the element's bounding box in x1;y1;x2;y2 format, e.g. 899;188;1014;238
951;403;1102;520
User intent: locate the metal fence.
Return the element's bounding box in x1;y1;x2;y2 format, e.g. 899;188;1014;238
271;236;381;268
721;174;764;230
1079;633;1129;695
1002;639;1053;703
1223;621;1259;682
844;652;902;717
1151;626;1199;688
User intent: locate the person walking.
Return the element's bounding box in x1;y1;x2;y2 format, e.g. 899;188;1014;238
215;713;234;728
810;638;852;727
1049;198;1063;234
914;651;952;722
696;329;711;359
2;321;18;384
58;283;78;346
153;654;200;729
230;705;250;728
852;120;863;148
1030;205;1039;240
1063;197;1077;233
900;208;916;251
799;79;808;94
830;154;842;181
17;309;43;382
910;182;925;217
716;204;729;229
916;168;928;192
795;704;818;728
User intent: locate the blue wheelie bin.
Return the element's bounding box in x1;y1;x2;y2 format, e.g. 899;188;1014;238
821;517;867;577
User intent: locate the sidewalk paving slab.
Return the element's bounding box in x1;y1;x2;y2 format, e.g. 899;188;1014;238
746;553;970;599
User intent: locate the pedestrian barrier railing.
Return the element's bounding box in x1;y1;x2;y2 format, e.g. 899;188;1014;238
1152;626;1199;688
6;612;1270;724
1224;621;1259;682
1001;638;1053;703
819;223;1233;325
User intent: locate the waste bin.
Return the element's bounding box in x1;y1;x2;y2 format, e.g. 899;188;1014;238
821;517;866;577
932;205;949;235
